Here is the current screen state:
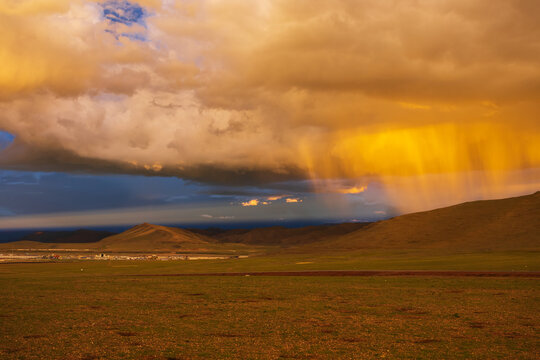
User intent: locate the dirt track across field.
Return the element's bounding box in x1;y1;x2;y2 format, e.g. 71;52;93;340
127;270;540;278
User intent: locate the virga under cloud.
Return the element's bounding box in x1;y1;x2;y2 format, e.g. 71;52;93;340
0;0;538;212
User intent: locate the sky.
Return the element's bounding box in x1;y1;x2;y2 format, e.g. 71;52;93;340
0;0;539;230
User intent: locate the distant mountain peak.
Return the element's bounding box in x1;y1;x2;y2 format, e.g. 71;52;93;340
138;222;154;227
132;222;160;230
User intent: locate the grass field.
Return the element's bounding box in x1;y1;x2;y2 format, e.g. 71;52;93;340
1;259;539;359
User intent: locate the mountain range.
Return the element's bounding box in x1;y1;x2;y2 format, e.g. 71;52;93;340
1;191;538;253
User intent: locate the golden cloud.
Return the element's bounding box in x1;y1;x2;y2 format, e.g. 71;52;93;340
267;195;286;201
285;198;302;203
0;0;538;211
241;199;260;207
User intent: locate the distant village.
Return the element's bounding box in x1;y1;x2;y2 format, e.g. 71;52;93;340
0;252;247;262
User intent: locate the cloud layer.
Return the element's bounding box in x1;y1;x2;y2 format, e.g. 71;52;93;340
0;0;538;211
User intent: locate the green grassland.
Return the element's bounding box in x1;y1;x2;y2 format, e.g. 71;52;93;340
1;259;539;359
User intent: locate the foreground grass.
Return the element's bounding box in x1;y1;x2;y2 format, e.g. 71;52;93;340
0;261;539;359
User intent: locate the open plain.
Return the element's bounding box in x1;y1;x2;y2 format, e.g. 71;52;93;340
1;255;539;360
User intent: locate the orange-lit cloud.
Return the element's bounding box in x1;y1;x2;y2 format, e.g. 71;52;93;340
337;186;367;195
241;199;259;207
267;195;286;201
285;198;302;203
0;0;538;212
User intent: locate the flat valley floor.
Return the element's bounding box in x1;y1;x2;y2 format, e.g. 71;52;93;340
1;261;539;359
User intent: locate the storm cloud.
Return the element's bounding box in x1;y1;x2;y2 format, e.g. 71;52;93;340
0;0;538;211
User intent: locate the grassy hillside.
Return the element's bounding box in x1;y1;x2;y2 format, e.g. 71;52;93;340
96;223;213;251
296;191;540;253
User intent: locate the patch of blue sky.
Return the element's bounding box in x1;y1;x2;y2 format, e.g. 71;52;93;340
102;0;147;27
0;131;15;151
101;1;149;42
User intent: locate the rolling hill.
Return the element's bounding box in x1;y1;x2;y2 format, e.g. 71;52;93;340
95;223;215;251
294;191;540;252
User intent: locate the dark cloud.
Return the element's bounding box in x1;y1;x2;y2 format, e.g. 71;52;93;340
0;139;306;186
